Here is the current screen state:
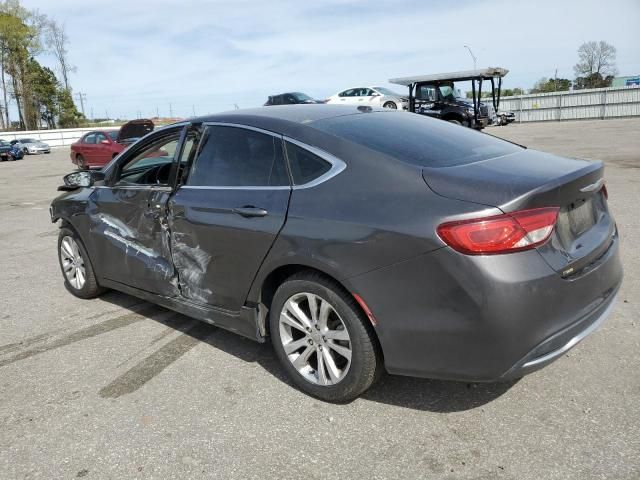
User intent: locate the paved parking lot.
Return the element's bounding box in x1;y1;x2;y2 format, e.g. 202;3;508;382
1;118;639;479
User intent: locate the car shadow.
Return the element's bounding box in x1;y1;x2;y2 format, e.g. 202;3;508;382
98;292;518;412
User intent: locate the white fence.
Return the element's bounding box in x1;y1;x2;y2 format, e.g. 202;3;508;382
499;85;640;122
0;127;109;148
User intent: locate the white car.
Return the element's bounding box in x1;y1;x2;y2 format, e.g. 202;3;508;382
326;86;408;110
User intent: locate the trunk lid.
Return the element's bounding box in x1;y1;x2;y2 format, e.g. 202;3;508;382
423;149;615;276
117;119;154;144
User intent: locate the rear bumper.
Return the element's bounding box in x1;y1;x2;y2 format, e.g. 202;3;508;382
348;233;623;382
499;285;619;379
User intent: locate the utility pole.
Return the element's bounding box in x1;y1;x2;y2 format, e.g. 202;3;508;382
554;68;558;91
90;107;94;120
75;92;87;116
169;102;173;118
192;104;196;116
463;45;477;69
105;109;109;120
156;106;159;118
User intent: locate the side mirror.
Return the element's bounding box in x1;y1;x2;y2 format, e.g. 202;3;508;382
58;170;105;191
100;139;110;145
371;92;380;97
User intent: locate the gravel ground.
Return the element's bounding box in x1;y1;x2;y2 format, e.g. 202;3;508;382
0;118;638;480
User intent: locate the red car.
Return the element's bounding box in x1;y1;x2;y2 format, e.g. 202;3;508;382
70;119;154;169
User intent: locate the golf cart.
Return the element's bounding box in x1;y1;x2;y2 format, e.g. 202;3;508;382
389;67;508;130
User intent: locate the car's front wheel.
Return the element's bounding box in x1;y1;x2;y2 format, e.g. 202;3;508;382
270;272;381;402
58;227;106;299
383;101;397;109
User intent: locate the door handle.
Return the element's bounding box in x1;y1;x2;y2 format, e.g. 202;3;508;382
232;207;268;218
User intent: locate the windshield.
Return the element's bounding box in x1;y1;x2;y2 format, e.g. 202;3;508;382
107;131;118;140
0;140;10;146
438;85;464;101
292;92;313;102
372;87;401;96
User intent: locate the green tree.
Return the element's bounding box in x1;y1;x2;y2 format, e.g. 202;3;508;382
530;77;572;93
57;87;82;127
28;58;58;128
573;72;615;90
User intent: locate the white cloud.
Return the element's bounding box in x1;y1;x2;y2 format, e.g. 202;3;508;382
20;0;640;119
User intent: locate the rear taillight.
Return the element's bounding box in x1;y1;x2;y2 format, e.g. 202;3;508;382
437;207;559;255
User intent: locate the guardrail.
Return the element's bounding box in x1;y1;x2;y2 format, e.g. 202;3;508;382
499;85;640;122
0;127;113;147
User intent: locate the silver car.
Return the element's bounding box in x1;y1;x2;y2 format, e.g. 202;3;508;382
13;138;51;154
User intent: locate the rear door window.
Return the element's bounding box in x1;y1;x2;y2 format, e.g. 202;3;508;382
187;126;289;187
285;142;331;185
83;133;96;144
313;112;521;168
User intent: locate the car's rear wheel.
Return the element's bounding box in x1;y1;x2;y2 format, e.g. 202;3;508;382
58;227;105;299
383;101;397;109
270;272;381;402
76;154;86;170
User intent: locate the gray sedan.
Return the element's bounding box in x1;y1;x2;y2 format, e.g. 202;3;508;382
50;105;622;402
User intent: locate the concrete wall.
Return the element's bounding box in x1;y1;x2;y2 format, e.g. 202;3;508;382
499;85;640;122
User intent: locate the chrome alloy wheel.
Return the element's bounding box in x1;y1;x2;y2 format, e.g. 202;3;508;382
279;292;352;386
60;236;86;290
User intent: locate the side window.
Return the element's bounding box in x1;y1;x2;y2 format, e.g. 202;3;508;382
417;86;436;102
114;131;181;186
285;142;331;185
187;126;289;187
95;133;107;143
83;133;96;144
339;89;354;97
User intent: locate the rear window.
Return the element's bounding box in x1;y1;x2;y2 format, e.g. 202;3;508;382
313;112;521;167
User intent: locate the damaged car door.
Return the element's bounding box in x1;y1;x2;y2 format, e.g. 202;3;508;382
87;126;186;296
168;123;291;310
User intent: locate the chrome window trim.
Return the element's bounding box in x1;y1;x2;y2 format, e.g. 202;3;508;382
283;136;346;190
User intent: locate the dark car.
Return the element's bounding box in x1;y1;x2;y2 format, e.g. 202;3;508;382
51;105;622;402
264;92;322;106
0;139;24;161
70;119;154;169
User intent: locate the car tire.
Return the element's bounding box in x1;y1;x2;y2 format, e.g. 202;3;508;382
269;272;382;402
57;227;106;299
76;154;86;170
22;148;28;155
383;101;397;109
448;119;462;125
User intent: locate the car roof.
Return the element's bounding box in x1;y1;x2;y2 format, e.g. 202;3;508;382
192;104;386;127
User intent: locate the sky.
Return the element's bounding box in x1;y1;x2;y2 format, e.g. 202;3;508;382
19;0;640;120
